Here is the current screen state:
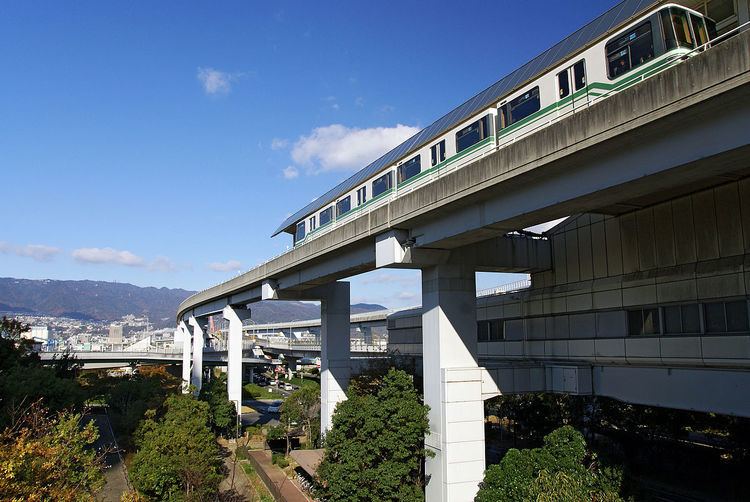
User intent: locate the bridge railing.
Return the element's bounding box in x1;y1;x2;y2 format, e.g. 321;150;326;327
476;278;531;298
254;337;388;353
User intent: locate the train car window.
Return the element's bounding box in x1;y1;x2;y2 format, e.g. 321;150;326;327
372;171;392;198
295;221;306;243
356;186;367;206
499;87;541;128
430;140;446;166
606;22;654;79
557;70;570;99
319;206;333;226
671;8;694;48
397;155;421;184
456;115;490;153
336;196;351;217
573;60;586;90
308;216;316;231
690;13;709;45
661;10;678;50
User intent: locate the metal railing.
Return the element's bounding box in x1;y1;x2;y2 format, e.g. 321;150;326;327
476;278;531;298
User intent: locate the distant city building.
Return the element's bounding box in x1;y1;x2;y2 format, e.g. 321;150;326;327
109;324;123;347
24;325;49;343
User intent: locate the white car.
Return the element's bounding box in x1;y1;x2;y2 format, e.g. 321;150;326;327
283;383;293;391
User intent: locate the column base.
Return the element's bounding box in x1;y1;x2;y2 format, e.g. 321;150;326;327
425;367;486;502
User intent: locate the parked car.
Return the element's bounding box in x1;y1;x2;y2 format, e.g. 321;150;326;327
283;383;293;391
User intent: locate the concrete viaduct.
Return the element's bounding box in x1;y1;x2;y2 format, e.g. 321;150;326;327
176;30;750;501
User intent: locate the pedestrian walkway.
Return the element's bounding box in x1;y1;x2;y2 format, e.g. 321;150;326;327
247;450;311;502
88;414;130;502
219;451;255;500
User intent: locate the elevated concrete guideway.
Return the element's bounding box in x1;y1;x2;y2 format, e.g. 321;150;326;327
39;350;268;368
178;33;750;322
176;32;750;502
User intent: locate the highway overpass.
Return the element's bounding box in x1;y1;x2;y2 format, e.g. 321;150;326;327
39;349;269;369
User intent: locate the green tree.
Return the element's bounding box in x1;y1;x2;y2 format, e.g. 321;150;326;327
0;317;85;428
475;425;623;502
0;400;105;501
130;394;223;501
316;368;431;502
199;371;237;437
0;316;36;371
280;385;320;449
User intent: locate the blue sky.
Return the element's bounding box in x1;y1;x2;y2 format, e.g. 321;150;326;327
0;0;619;308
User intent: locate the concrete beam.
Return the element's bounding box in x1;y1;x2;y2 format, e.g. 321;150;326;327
375;229;550;272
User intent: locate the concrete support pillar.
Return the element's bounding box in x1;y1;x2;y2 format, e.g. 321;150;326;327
178;321;191;394
189;316;205;394
422;263;485;502
320;282;351;435
223;305;251;416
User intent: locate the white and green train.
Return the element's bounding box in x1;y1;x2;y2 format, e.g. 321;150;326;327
274;2;720;246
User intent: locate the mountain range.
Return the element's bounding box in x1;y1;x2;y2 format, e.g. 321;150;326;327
0;277;385;328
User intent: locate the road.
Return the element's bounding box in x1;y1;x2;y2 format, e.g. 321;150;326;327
241;398;282;427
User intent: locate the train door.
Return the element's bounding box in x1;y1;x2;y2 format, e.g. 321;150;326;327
571;60;589;109
556;59;588;114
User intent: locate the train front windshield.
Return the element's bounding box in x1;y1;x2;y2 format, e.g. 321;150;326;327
661;7;714;51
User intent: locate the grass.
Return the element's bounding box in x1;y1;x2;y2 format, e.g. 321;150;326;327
239;460;275;502
241;462;255;475
288;376;320;391
244;383;284;400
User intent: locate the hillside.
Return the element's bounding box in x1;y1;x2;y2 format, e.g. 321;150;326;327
0;278;385;328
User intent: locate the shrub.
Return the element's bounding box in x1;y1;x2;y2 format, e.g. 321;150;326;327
243;383;263;399
235;445;250;460
476;425;624;502
272;452;289;468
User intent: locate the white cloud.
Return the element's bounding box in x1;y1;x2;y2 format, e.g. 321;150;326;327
398;291;417;300
72;247;145;267
354;96;364;107
208;260;243;272
271;138;289;150
197;67;233;95
322;96;340;111
149;256;177;272
0;242;61;262
282;166;299;180
291;123;419;174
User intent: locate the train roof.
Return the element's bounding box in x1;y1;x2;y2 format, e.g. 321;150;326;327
272;0;661;237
